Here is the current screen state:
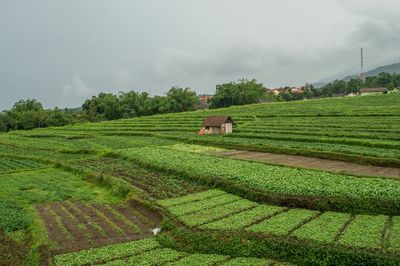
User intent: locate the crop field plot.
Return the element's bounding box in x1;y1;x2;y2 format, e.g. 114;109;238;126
53;238;289;266
122;146;400;215
158;190;400;255
1;94;400;265
21;95;400;166
0;156;45;172
36;200;160;253
71;157;206;199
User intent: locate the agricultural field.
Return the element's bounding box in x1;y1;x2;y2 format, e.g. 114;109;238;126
157;189;400;254
53;238;291;266
0;94;399;265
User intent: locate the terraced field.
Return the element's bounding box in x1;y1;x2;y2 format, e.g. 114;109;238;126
15;94;400;167
1;94;399;265
158;190;399;254
54;238;291;266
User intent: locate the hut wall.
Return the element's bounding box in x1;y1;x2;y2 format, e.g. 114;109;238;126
223;123;233;134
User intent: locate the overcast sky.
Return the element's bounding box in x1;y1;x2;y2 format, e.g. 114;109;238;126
1;0;399;110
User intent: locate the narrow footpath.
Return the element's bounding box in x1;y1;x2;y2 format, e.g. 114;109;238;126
213;150;400;179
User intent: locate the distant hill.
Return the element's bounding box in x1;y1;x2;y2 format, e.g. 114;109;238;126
313;62;400;88
342;62;400;81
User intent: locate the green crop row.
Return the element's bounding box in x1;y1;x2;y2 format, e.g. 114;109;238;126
157;189;226;207
121;147;400;214
0;157;44;172
54;238;160;265
55;237;289;266
179;200;258;227
292;211;351;243
167;193;241;217
226;132;400;150
200;205;285;231
157;133;400;164
338;215;388;250
247;209;319;236
158;190;400;253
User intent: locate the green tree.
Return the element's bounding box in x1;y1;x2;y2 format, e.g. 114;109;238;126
6;99;48;130
166;87;198;112
209;79;266;108
82;93;124;121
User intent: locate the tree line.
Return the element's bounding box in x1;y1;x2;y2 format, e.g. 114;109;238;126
0;87;198;132
1;73;399;132
272;72;400;101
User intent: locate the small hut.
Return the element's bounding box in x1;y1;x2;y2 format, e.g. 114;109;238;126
359;87;388;95
199;116;235;135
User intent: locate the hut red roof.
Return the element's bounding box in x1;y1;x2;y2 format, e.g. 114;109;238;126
202;116;236;127
360;87;388;93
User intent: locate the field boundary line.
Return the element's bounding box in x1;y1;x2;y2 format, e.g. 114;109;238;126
382;216;393;252
195;204;260;228
176;197;243;218
287;212;323;237
332;215;356;244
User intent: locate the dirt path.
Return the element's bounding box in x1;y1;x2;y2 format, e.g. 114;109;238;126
213;150;400;179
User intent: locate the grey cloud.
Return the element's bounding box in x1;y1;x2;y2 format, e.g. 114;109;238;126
63;76;96;99
1;0;400;109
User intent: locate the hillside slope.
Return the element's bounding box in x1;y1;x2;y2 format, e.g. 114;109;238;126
13;93;400;167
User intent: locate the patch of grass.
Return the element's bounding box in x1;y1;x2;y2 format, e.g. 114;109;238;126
292;211;352;243
338;214;388;250
247;209;319;236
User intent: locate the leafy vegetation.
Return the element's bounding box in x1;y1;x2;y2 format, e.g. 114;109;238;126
0;168;119;233
121;146;400;214
0;93;399;265
55;238;288;266
246;209;318;236
200;205;284;231
338;215;388;249
292;211;351;243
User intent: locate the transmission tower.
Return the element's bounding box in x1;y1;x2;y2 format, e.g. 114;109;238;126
359;48;365;81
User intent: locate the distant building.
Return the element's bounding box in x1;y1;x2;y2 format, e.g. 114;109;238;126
267;87;305;95
199;116;236;135
267;89;280;95
198;94;214;102
359;87;388;96
290;87;304;94
197;94;214;110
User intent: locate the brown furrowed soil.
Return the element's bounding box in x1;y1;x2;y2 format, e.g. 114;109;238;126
214;150;400;179
35;200;160;257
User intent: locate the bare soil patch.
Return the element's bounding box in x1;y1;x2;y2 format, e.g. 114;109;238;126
35;200;160;258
